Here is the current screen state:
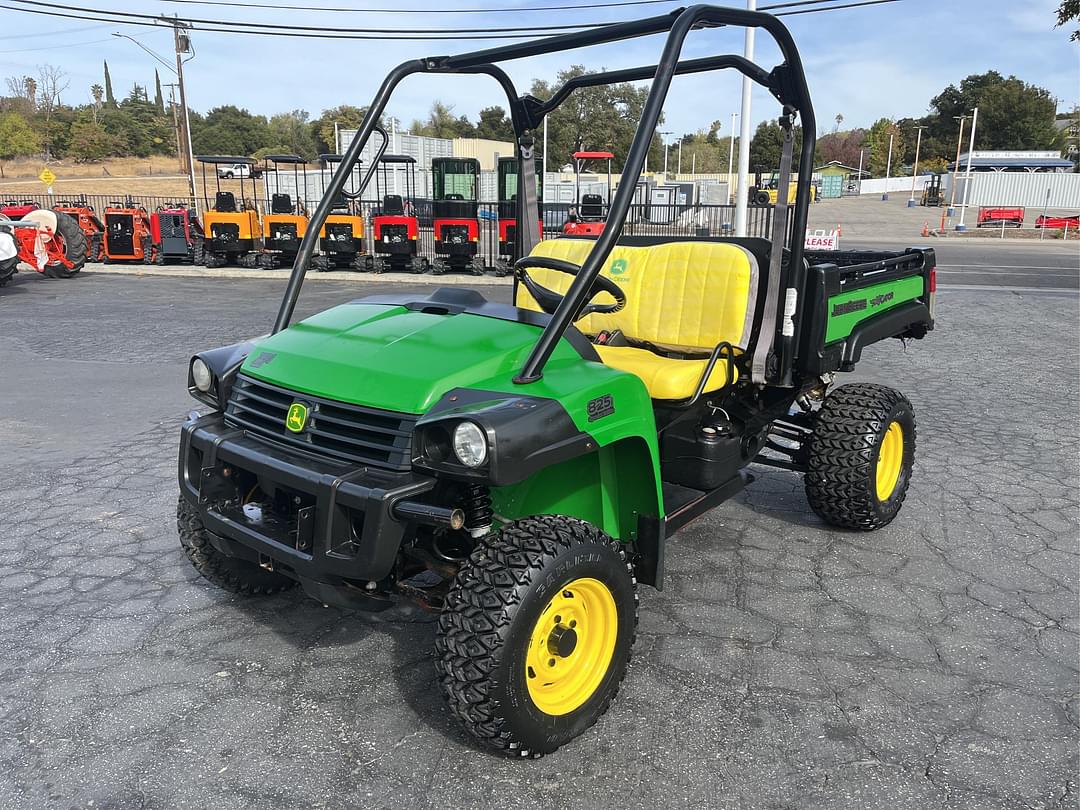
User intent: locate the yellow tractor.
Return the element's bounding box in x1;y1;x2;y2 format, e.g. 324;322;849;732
260;155;311;270
196;155;263;268
311;153;367;272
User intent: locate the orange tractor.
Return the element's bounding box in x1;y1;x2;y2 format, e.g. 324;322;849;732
53;197;105;262
103;198;154;263
0;208;87;284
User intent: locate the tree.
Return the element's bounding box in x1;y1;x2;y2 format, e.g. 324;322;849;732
474;106;514;141
266;109;316;159
3;75;35;116
834;113;844;133
103;60;115;106
311;104;369;153
921;72;1059;161
748;119;806;173
528;66;663;172
36;64;69;159
68;119;121;161
1056;0;1079;40
816;128;867;169
90;84;104;123
865;118;904;177
153;70;164;114
0;111;41;176
408;101;476;139
190;105;270;155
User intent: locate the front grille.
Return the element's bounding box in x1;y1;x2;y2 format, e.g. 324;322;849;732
225;375;416;470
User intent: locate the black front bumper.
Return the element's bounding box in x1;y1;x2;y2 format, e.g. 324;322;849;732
179;413;434;588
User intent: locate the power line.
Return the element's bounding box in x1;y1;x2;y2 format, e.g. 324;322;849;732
0;37;114;53
0;22;111;39
2;0;903;41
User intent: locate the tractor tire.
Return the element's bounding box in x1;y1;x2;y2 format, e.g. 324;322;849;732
754;191;771;206
177;495;296;596
43;212;86;278
804;383;916;531
89;232;103;262
191;239;204;265
435;515;638;757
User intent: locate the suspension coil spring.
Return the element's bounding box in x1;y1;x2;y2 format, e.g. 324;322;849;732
463;484;493;538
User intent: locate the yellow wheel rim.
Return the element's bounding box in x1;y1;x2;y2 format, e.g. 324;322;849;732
525;577;618;716
875;421;904;501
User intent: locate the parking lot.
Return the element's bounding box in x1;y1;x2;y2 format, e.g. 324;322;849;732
1;269;1077;809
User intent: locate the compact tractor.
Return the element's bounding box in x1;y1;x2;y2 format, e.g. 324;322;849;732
196;156;263;268
311;153;367;272
371;153;426;273
150;203;204;264
496;155;543;274
53;198;105;262
0;208;87;284
102;198;154;263
562;150;613;236
431;156;481;273
260;155;310;269
176;5;936;758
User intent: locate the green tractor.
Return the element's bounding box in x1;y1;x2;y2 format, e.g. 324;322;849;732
177;6;936;757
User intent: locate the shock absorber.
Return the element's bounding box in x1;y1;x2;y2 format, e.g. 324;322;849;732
463;484;493;538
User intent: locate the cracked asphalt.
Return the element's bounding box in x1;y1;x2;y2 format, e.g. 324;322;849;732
1;270;1077;810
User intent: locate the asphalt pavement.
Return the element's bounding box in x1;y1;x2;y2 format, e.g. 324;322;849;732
0;271;1077;809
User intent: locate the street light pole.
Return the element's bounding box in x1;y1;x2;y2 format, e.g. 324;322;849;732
882;131;894;201
728;111;737;204
677;140;682;175
734;0;756;236
956;106;979;232
659;130;672;177
948;114;967;215
907;124;927;207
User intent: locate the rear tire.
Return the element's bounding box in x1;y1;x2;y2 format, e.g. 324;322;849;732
436;516;637;757
804;383;916;530
43;212;86;278
177;496;296;595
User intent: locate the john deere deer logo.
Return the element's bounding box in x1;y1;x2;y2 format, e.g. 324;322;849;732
285;402;310;433
609;258;629;276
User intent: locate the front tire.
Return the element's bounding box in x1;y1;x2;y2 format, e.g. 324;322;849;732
177;496;296;595
436;516;637;757
804;383;916;530
43;212;86;277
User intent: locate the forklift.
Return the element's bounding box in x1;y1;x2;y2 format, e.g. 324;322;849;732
196;155;263;268
260;155;310;270
372;153;426;273
102;197;153;263
431;156;481;274
920;174;944;207
311;154;366;272
151;202;203;264
53;197;105;262
562;150;613;236
495;155;543;275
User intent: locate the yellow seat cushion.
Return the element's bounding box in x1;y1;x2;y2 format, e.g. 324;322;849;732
516;238;758;399
594;344;739;401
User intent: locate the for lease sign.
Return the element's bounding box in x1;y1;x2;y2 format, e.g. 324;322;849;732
804;229;839;250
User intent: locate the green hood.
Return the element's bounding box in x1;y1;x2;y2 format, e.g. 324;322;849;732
239;302;584;414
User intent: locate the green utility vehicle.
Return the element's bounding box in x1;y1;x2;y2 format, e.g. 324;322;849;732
177;5;936;757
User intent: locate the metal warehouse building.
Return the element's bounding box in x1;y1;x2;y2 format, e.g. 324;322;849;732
949;150;1075;173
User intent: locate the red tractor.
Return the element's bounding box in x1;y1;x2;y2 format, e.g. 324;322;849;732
103;199;154;263
371;153;426;273
562;150;613;237
431;156;481;273
0;200;40;220
977;206;1024;228
53;198;105;262
150;203;203;264
0;208;87;285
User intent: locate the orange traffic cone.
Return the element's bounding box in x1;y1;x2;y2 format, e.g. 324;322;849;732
921;221;930;237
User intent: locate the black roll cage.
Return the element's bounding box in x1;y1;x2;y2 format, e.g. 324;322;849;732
272;4;816;388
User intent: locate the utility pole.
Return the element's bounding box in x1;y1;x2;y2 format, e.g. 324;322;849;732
734;0;756;236
948;114;967;215
907;124;927;207
170;17;197;213
728;111;737;204
882;131;894;201
956;106;978;232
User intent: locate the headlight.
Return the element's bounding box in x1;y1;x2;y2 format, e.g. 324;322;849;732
191;358;213;392
452;421;487;467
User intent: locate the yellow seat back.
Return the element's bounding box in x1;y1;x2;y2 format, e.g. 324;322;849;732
515;238;759;352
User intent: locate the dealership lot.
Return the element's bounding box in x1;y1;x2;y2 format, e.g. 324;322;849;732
0;271;1076;809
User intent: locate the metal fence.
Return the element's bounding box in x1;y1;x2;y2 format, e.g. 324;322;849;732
3;193;774;272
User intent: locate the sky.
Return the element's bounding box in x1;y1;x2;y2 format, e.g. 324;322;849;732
0;0;1077;142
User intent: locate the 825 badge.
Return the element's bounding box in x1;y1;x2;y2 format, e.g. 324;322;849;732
586;394;615;422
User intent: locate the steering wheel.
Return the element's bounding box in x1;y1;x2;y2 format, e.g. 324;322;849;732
514;256;627;320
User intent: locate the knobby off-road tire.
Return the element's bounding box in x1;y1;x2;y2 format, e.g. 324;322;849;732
177;495;296;595
435;515;638;757
44;212;86;278
805;383;916;531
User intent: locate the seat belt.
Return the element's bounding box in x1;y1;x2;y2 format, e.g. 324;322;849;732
518;136;542;258
751;119;794;385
